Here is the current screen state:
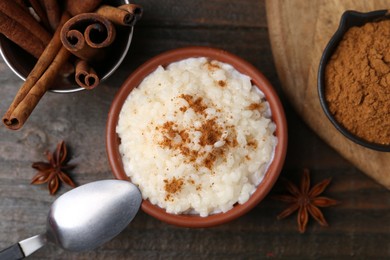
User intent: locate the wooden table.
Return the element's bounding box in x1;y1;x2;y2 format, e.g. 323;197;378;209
0;0;389;258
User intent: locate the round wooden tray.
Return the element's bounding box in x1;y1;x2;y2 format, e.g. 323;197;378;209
266;0;390;188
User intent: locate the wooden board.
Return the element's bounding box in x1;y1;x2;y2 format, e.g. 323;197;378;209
265;0;390;188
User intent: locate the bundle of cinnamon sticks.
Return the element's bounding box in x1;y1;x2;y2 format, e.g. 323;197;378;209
1;0;143;130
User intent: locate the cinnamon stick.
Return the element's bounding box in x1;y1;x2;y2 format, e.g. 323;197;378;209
0;12;46;59
60;13;116;61
0;0;51;44
66;0;103;16
84;20;116;48
96;4;143;26
42;0;60;30
28;0;51;31
2;12;71;130
7;47;71;129
61;28;100;61
14;0;29;11
96;5;135;26
75;59;100;90
118;4;143;23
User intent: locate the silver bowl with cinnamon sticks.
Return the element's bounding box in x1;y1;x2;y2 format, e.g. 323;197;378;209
0;0;143;130
0;0;141;93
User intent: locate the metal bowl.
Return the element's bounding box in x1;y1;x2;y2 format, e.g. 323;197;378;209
318;10;390;152
0;0;133;93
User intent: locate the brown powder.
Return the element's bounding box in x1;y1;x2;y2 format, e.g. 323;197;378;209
325;20;390;145
247;103;264;111
159;121;175;149
218;80;226;87
164;177;184;201
203;149;225;170
165;123;176;138
247;140;258;149
157;94;238;170
198;119;222;146
159;121;194;157
205;60;221;71
225;127;238;148
179;94;207;115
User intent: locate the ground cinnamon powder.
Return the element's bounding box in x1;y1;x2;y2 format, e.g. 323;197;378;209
325;19;390;145
157;94;238;170
164;177;184;201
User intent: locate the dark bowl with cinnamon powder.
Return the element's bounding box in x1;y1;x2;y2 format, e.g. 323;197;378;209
106;46;288;228
318;10;390;152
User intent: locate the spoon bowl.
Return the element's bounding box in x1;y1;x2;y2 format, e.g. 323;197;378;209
46;179;141;251
0;180;142;258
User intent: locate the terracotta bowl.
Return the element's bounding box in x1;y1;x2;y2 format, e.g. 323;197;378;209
106;46;288;227
318;10;390;152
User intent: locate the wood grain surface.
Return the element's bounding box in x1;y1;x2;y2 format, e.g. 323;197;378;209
1;0;390;259
266;0;390;189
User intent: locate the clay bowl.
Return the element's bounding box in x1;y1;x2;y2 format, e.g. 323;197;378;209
106;46;288;227
318;10;390;152
0;0;133;93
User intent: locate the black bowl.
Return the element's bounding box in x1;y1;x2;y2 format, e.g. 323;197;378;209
317;10;390;152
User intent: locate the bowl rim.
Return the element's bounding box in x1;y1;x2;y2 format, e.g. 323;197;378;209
106;46;288;227
317;9;390;152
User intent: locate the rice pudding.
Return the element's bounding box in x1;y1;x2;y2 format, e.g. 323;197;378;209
116;57;277;217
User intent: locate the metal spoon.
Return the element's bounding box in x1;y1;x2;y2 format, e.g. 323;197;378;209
0;180;142;259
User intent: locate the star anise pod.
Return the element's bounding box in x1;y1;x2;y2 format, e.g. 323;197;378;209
31;141;76;195
274;169;340;233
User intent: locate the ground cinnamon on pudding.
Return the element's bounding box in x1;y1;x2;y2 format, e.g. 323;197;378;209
205;60;221;71
325;20;390;145
218;80;226;87
179;94;208;115
198;119;222;146
247;103;264;111
158;94;236;170
117;57;277;216
164;177;184;201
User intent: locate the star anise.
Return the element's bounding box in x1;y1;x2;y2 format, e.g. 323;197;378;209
274;169;340;233
31;141;76;195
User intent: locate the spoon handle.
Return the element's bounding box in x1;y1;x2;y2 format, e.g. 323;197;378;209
0;243;25;259
0;234;46;259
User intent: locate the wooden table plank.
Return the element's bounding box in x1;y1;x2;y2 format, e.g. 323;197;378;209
0;0;389;258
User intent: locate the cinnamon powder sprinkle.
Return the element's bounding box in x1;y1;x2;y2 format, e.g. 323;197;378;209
247;139;258;149
164;177;184;201
218;80;226;87
157;94;238;170
198;119;222;146
247;103;263;111
180;94;208;115
205;61;221;71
